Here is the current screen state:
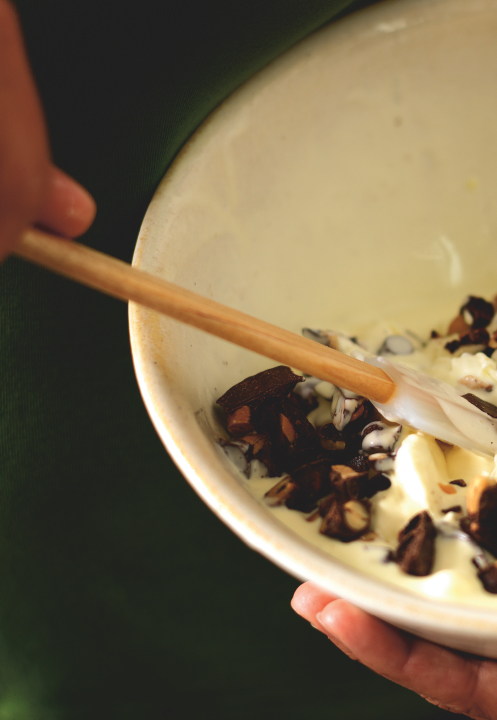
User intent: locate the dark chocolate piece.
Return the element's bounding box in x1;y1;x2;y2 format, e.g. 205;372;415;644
360;473;391;499
287;389;319;416
319;498;370;542
395;511;436;576
330;464;368;501
259;398;320;473
348;454;369;473
445;328;490;354
462;393;497;419
216;366;303;415
342;400;376;436
461;476;497;555
460;296;495;329
475;561;497;594
441;505;462;514
318;424;347;453
449;479;467;487
265;458;334;513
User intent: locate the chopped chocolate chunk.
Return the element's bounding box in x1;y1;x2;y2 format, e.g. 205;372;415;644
342;401;376;436
265;458;334;513
330;464;368;501
461;475;497;555
319;498;371;542
360;473;391;498
449;479;467;487
445;328;490;354
483;347;496;359
462;393;497;419
348;454;369;473
259;398;320;472
430;329;440;339
476;561;497;594
318;424;348;453
441;505;462;514
287;388;319;416
444;338;461;354
217;366;303;415
460;296;495;329
395;511;436;576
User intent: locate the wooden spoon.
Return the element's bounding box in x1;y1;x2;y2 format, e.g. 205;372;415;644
14;228;497;456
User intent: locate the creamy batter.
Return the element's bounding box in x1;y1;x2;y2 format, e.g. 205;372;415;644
221;300;497;605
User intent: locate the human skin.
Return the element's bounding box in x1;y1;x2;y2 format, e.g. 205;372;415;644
292;582;497;720
0;0;95;262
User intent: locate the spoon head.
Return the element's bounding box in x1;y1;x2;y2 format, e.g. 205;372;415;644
368;357;497;458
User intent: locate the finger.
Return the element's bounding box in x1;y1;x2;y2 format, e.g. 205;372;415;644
35;166;96;238
0;0;50;260
291;583;359;659
317;599;496;720
291;582;339;624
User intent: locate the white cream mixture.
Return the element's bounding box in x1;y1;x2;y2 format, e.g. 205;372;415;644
228;318;497;606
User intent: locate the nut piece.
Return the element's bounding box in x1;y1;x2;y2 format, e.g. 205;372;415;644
319;497;371;542
459;375;493;392
330;464;367;501
265;476;297;507
448;314;471;335
265;458;334;513
226;405;254;436
343;500;369;532
260;399;320;473
466;475;495;516
461;474;497;555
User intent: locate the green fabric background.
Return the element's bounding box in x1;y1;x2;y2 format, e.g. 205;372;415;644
0;1;466;718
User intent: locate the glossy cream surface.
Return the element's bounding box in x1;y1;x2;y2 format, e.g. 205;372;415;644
231;321;497;606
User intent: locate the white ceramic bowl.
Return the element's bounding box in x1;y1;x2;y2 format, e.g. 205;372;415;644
130;0;497;656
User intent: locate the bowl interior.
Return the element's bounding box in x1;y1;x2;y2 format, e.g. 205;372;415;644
130;0;497;654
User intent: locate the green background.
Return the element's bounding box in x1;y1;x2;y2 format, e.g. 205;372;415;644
0;0;466;717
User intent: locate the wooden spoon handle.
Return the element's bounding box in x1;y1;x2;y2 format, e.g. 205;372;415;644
15;229;395;403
